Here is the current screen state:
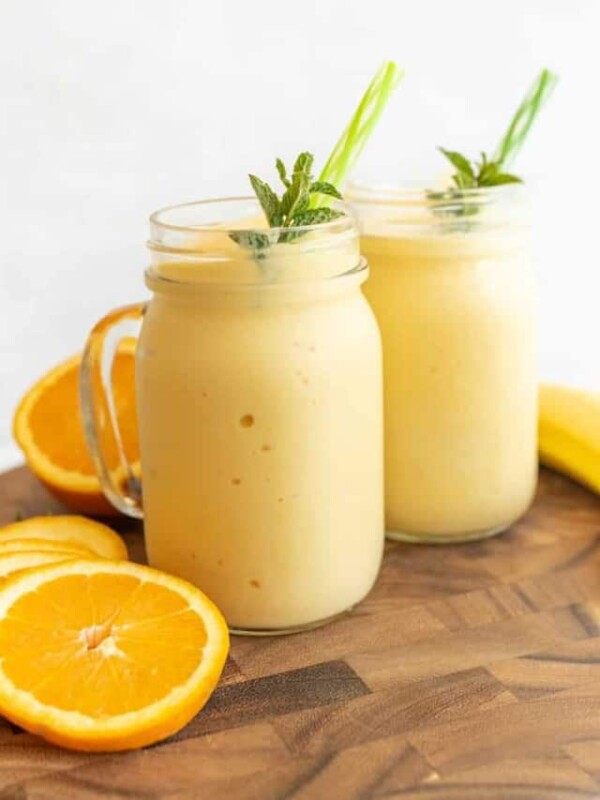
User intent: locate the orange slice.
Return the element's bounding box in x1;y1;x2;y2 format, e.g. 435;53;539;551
0;551;79;579
0;538;96;557
0;559;229;751
0;517;128;560
12;341;138;516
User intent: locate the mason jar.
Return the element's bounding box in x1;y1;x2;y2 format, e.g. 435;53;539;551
347;182;538;543
81;198;384;633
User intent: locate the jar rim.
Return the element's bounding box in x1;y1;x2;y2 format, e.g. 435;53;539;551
149;196;356;237
146;196;362;288
346;179;526;204
346;179;528;236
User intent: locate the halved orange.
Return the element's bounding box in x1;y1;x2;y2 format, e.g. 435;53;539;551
0;517;128;560
13;341;138;516
0;559;229;751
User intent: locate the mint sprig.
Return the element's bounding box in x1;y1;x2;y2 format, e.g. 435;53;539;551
435;68;558;195
230;152;343;252
438;148;522;192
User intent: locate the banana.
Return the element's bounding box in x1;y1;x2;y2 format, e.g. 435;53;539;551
539;384;600;494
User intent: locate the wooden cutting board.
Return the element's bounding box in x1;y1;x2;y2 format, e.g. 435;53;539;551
1;465;600;799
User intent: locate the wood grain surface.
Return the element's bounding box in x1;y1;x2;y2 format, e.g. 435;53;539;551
1;465;600;799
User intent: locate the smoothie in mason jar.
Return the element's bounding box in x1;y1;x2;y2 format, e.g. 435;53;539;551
137;199;384;632
348;184;537;542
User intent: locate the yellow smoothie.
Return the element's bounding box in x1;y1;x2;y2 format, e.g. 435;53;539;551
350;186;538;541
137;206;384;631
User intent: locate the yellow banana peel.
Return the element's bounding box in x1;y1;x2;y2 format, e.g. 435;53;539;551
539;384;600;494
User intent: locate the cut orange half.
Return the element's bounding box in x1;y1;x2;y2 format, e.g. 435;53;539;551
12;341;138;516
0;517;128;560
0;560;229;751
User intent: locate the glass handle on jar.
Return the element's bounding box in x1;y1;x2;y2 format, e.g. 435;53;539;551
80;303;146;519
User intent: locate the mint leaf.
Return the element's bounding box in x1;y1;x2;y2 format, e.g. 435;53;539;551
280;181;302;220
293;195;310;216
439;148;475;181
309;181;343;200
476;156;498;186
490;173;523;185
275;158;290;188
280;153;314;223
291;208;343;226
229;230;271;254
279;208;342;242
249;175;281;226
292;152;314;180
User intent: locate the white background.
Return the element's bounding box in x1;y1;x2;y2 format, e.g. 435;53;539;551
1;0;598;469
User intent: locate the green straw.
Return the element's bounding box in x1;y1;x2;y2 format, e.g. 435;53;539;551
318;60;404;189
493;68;559;169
